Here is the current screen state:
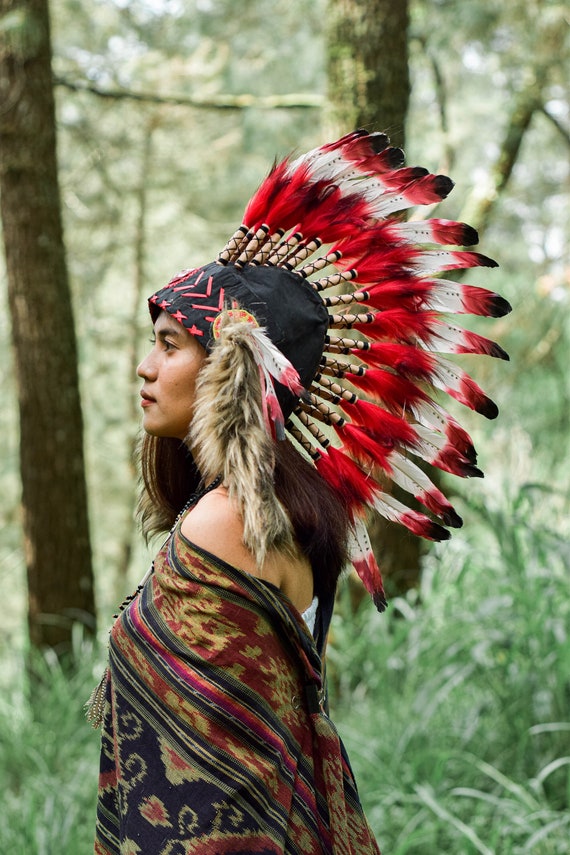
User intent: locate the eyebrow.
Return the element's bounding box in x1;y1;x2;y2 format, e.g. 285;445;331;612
156;324;184;340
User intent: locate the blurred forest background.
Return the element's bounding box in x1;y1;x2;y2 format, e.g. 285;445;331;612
0;0;569;852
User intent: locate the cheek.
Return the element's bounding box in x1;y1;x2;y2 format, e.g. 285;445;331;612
186;352;205;392
173;360;202;408
187;372;202;414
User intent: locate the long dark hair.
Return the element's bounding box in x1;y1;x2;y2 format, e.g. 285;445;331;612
138;434;350;599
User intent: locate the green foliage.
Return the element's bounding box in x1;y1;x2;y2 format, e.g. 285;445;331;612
330;485;570;852
409;0;570;487
1;486;568;852
0;640;102;854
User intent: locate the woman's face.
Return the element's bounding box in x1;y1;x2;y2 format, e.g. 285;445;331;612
137;311;206;440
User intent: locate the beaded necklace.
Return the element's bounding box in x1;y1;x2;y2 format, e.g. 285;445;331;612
85;475;222;728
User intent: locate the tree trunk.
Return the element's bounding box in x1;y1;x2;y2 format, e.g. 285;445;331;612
326;0;422;599
0;0;96;652
326;0;410;147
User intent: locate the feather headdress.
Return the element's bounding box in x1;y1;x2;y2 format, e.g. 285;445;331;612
149;129;511;608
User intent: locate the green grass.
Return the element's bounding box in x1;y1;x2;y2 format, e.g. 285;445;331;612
330;484;570;853
0;484;568;853
0;638;103;854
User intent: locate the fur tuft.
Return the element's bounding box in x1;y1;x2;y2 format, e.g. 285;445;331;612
189;312;295;566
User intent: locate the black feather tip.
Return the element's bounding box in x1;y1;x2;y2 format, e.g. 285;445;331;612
434;175;455;198
489;295;512;318
443;508;463;528
373;592;388;613
386;147;406;169
369;132;390;153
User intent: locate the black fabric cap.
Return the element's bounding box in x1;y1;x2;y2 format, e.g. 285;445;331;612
149;261;330;417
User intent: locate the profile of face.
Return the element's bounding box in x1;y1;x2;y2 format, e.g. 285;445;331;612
137;311;206;440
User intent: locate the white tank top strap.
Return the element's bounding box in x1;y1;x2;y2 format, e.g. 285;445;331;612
301;595;319;636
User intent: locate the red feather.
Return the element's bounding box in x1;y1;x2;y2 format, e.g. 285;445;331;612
337;130;390;159
375;166;430;191
416;249;498;273
365;278;512;317
416;486;462;528
429;219;479;246
353;344;497;418
354;279;433;312
332;222;399;260
438;370;498;419
373;146;406;171
349;249;421;281
451;282;511;318
394;218;479;246
348;519;387;611
297;190;371;243
400;509;451;541
340;399;418;446
352;551;387;611
400;173;455;204
336;423;394;471
371;492;451;541
330;130;404;172
315;446;377;512
353;342;436;380
351;308;439;344
243;160;290;229
347;367;430;411
427;323;509;359
319;129;371;154
253;168;313;233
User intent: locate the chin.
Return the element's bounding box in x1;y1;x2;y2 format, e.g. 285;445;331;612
142;420;190;441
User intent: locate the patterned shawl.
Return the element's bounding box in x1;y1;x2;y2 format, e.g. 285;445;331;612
95;522;381;855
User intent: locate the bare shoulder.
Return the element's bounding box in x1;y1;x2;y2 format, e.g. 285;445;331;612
180;486;314;612
180;487;264;578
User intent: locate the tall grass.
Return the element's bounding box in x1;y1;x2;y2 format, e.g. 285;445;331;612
0;485;568;853
330;484;570;853
0;636;102;854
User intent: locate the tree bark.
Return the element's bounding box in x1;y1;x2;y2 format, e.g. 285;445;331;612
0;0;96;652
326;0;410;146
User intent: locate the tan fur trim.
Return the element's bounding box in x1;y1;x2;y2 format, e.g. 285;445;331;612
188;312;294;566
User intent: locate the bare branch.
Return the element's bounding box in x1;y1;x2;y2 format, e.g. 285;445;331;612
539;105;570;148
54;75;323;111
459;83;542;239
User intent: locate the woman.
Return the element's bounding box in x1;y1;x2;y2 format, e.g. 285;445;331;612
91;130;509;854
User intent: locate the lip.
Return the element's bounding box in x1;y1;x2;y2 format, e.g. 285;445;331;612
140;390;156;408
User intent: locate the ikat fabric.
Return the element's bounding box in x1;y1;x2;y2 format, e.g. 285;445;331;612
94;521;380;854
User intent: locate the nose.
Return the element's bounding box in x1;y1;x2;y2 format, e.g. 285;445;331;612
137;349;157;380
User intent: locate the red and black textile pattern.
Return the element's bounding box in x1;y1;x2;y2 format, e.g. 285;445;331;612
94;520;380;855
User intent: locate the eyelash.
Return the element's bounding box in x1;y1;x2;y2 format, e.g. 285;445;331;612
149;336;176;351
